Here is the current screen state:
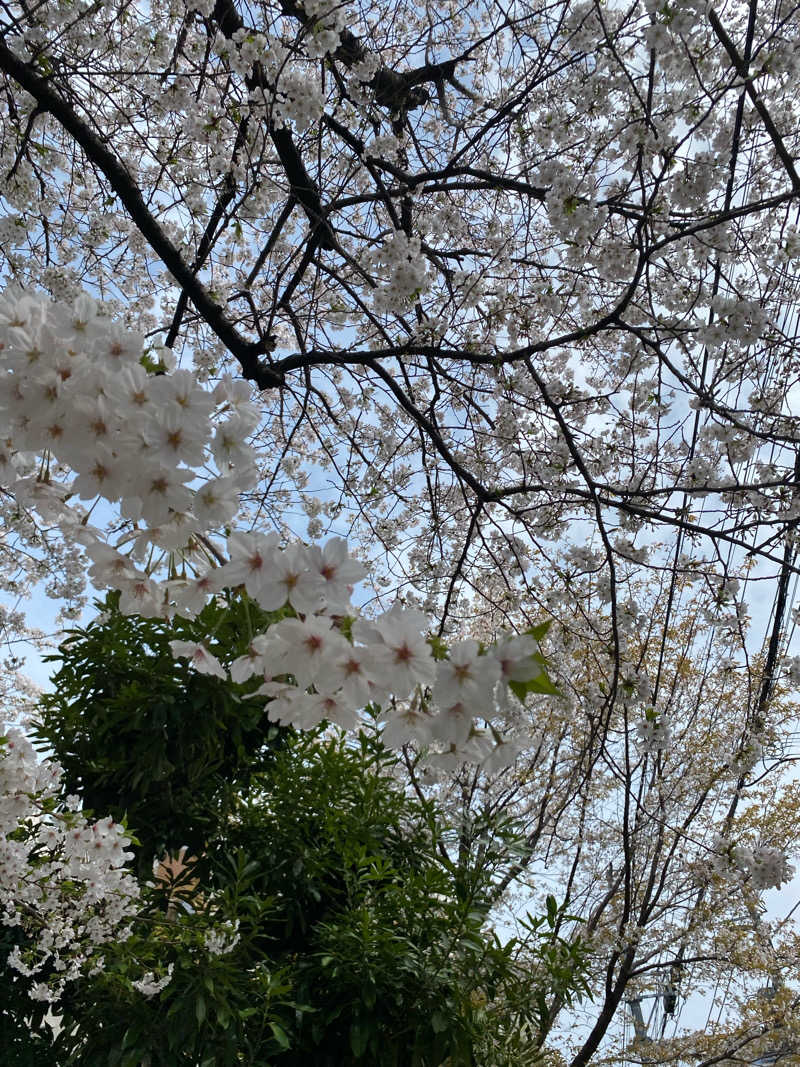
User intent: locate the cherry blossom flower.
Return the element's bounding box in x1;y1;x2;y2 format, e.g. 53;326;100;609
492;634;543;683
433;639;500;713
306;537;367;612
259;615;349;688
132;964;174;997
221;531;281;592
168;640;227;680
353;603;437;698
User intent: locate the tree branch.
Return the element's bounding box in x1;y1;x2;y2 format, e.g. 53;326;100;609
0;35;282;389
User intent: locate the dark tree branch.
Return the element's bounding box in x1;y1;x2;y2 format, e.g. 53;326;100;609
211;0;337;250
708;8;800;192
0;35;283;389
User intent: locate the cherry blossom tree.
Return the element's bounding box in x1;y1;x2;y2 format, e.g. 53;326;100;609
0;0;798;617
422;584;800;1065
1;0;800;1060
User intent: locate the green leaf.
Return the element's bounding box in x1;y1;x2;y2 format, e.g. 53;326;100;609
508;671;561;701
431;1011;448;1033
350;1020;370;1058
546;894;558;926
427;634;449;660
269;1022;291;1049
121;1025;141;1050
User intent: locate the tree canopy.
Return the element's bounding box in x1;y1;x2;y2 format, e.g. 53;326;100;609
9;600;590;1066
1;0;800;1061
1;0;799;623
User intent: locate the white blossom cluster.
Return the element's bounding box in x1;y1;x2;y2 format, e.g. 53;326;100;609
539;161;597;245
726;734;764;777
298;0;347;59
0;286;259;614
272;68;327;132
362;231;430;314
171;594;545;756
203;919;240;956
0;286;258;525
710;836;795;891
0;285;564;999
0;287;547;761
0;728;139;1002
635;710;672;754
786;656;800;686
208;22;332;130
132;963;174;997
210;30;284;78
698;297;768;350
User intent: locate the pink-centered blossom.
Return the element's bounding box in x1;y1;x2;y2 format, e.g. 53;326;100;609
259;615;349;688
169;640;227;680
305;537;366;612
433;639;500;713
353;603;436;698
491;634;543;682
